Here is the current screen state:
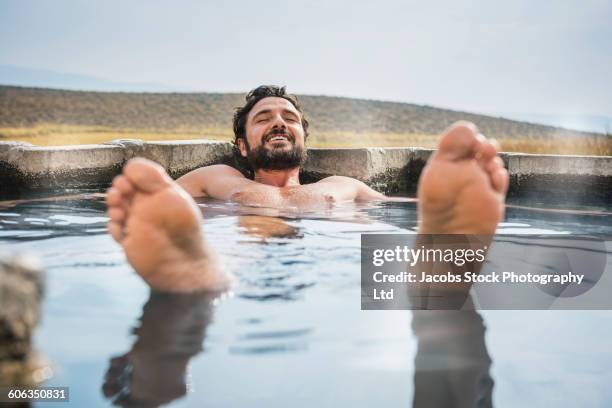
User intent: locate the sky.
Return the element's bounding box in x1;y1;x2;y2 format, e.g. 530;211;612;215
0;0;611;123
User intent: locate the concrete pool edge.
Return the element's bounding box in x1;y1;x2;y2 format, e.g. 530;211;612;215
1;139;611;204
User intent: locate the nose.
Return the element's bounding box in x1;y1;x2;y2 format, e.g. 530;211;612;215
271;113;287;129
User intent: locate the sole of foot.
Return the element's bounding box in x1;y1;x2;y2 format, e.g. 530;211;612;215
106;158;231;293
417;121;509;235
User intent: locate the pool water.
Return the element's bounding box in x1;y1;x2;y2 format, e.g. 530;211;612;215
1;196;612;407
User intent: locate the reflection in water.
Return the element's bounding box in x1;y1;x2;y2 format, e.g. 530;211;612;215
102;291;216;407
100;220;496;407
412;307;493;408
408;235;494;407
102;291;494;407
14;200;612;407
0;197;108;241
237;215;302;241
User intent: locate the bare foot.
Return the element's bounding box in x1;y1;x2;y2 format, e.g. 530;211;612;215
417;122;509;234
106;158;230;292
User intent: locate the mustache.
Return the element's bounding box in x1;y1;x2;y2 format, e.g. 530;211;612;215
246;144;308;171
263;129;295;144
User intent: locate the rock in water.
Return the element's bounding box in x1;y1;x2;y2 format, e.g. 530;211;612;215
0;254;46;387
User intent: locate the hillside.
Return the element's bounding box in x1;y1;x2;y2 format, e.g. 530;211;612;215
0;85;610;155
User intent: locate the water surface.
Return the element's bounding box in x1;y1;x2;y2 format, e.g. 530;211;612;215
1;196;611;407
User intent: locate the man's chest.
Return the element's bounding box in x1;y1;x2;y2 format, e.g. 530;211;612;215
228;183;349;208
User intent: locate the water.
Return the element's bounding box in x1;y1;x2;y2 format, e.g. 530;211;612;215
1;196;612;407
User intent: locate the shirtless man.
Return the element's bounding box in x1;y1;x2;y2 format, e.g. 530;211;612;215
105;85;508;292
176;85;388;207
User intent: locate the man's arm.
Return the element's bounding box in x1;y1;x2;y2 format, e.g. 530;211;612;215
176;164;250;199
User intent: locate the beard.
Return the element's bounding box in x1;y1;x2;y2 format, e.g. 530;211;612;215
245;130;308;171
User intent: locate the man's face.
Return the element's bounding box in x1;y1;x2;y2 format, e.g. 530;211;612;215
239;97;307;171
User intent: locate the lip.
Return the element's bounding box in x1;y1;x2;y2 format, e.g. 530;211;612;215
264;133;293;144
269;136;289;142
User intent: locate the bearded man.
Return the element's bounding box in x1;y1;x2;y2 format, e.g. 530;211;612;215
174;85;389;207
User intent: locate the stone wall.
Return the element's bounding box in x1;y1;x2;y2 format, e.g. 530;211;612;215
1;140;611;204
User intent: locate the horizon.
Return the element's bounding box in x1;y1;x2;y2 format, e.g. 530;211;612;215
1;75;610;134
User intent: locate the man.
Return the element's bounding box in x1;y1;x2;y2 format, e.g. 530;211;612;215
176;85;388;207
106;85;508;292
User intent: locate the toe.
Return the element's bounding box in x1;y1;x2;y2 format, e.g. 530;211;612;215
108;221;124;242
485;156;504;174
106;187;123;207
123;158;173;194
477;140;499;162
489;138;501;151
437;121;483;161
112;175;135;195
492;167;510;195
108;207;126;223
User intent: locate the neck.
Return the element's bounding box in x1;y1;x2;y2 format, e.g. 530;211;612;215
253;167;301;187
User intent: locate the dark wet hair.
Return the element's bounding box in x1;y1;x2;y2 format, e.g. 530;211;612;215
232;85;309;149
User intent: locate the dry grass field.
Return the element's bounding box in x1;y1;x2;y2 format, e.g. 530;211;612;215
1;86;610;155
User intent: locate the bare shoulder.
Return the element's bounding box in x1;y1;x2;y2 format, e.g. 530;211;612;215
177;164;247;198
316;176;387;201
187;164;244;177
317;175;361;185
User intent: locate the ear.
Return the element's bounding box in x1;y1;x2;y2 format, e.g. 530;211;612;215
237;138;247;158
